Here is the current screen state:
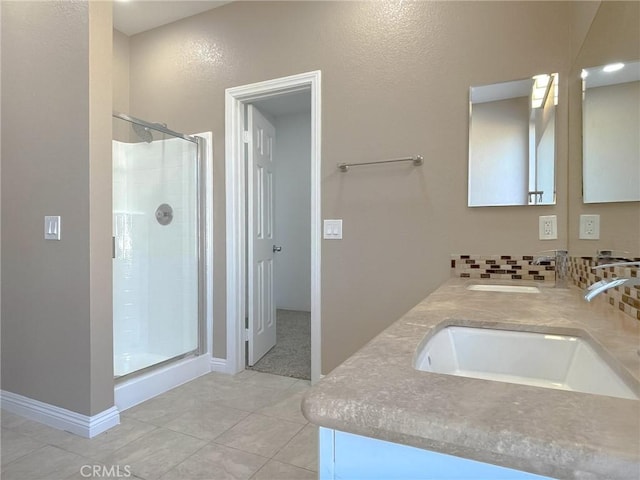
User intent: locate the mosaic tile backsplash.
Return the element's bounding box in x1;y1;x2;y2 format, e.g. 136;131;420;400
451;254;639;321
570;256;640;321
450;254;556;284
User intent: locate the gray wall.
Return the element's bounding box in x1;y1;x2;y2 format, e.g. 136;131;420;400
274;111;312;312
1;1;113;416
113;29;130;116
583;82;640;203
469;97;530;206
1;1;3;349
1;1;637;415
126;1;578;373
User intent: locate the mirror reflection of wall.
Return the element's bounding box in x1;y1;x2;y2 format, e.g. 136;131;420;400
568;1;640;257
468;73;558;207
582;60;640;203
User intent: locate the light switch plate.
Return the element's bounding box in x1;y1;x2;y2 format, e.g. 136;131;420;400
579;214;600;240
539;215;557;240
323;219;342;239
44;216;61;240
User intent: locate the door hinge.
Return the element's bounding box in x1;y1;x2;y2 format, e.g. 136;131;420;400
242;131;250;143
243;327;249;342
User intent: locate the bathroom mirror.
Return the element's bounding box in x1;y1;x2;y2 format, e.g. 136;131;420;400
582;60;640;203
468;73;558;207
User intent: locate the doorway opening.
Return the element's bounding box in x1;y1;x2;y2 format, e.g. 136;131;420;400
225;71;322;384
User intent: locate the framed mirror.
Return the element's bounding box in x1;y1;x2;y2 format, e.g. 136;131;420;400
582;60;640;203
468;73;558;207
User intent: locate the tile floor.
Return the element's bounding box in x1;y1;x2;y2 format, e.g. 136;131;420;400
1;370;317;480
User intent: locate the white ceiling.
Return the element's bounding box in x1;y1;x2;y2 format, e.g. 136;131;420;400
470;78;532;104
113;1;230;36
583;60;640;89
251;90;312;118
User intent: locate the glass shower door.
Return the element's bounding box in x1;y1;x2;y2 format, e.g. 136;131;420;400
112;114;201;378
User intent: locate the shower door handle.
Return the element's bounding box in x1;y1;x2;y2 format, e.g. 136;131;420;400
112;236;116;259
273;245;282;253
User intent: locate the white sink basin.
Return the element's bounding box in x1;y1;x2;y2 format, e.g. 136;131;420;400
466;284;540;293
415;326;638;400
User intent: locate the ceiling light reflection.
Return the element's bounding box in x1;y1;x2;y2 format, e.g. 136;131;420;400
603;63;625;73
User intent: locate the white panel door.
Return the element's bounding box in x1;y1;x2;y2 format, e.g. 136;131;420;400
247;105;277;365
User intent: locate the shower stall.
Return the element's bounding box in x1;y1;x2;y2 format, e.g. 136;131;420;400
112;113;206;380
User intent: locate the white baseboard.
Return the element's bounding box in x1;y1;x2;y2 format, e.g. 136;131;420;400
210;356;233;374
0;390;120;438
114;354;210;412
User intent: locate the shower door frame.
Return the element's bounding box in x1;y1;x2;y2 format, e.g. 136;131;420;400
112;112;208;380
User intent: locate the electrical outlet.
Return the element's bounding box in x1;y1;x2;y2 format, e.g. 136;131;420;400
579;214;600;240
539;215;557;240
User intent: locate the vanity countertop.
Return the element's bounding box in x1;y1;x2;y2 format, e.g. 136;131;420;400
301;278;640;479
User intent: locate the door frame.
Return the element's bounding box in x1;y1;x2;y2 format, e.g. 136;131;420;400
225;70;322;383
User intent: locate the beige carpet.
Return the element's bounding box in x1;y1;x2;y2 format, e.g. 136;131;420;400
248;309;311;380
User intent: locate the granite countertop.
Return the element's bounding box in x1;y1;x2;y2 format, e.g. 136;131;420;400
302;278;640;479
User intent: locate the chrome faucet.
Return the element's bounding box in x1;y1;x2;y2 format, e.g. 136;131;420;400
532;249;568;288
584;261;640;302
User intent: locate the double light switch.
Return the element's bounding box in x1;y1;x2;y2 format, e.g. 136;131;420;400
44;216;61;240
323;219;342;239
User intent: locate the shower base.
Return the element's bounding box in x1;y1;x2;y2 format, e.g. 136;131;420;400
114;354;210;411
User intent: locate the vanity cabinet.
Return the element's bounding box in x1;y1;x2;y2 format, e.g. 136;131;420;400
319;428;553;480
